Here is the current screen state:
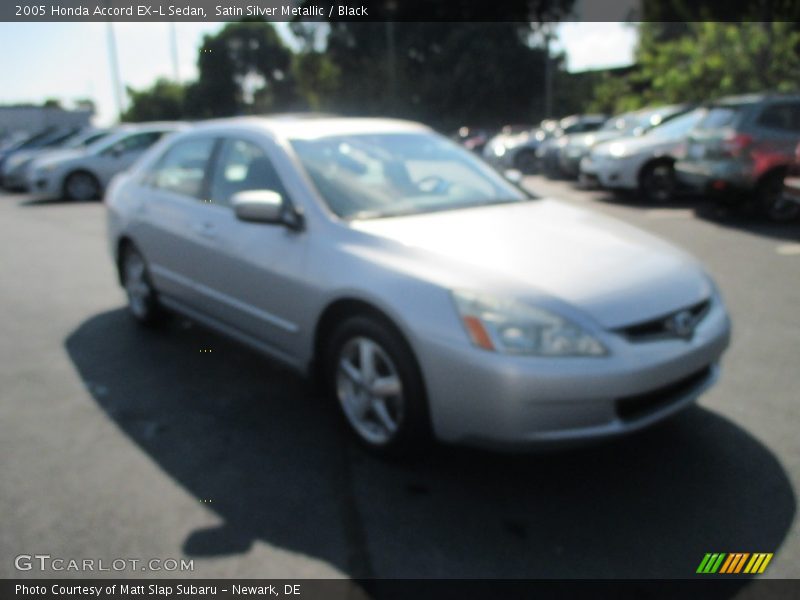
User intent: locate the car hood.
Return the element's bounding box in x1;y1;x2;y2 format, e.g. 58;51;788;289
595;133;684;159
569;130;627;149
352;199;711;329
33;149;86;170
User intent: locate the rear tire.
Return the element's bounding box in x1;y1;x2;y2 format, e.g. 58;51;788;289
120;244;162;326
324;315;431;457
757;171;800;222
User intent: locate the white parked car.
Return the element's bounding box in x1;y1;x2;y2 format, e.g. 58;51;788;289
106;116;730;455
27;123;185;201
580;108;707;202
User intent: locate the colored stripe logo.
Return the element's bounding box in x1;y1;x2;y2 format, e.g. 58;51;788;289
697;553;773;574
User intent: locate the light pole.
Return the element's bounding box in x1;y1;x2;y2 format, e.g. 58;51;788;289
385;1;397;113
543;25;554;119
106;21;124;121
170;23;181;83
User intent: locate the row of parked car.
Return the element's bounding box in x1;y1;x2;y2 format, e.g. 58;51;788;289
0;122;184;200
475;93;800;222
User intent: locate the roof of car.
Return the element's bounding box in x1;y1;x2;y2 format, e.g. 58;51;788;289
188;115;431;140
714;92;800;105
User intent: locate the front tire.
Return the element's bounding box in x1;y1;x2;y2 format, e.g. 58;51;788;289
64;171;100;201
639;160;676;203
120;244;162;325
324;315;431;456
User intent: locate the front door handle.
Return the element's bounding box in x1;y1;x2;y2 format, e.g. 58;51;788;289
194;221;216;239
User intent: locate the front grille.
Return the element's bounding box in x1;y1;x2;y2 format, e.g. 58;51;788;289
615;366;712;422
617;299;711;342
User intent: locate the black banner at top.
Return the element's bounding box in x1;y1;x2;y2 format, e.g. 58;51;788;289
2;0;800;22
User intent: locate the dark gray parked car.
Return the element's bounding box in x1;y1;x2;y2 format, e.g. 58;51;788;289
675;93;800;221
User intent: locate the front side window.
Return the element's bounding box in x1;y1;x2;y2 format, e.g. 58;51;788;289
149;137;216;199
208;139;287;207
290;132;527;219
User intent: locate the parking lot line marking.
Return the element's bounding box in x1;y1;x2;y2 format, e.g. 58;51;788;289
775;243;800;255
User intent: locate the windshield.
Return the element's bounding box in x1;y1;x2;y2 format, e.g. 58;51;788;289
600;113;636;133
647;108;706;138
290;132;528;220
601;106;687;135
695;104;747;130
64;131;109;149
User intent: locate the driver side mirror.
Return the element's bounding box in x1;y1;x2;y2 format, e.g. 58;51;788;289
231;190;304;231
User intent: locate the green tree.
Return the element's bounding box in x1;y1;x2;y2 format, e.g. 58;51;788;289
185;21;298;118
122;78;186;122
291;51;341;111
590;22;800;114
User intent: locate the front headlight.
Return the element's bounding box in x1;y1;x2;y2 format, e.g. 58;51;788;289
452;291;607;357
4;156;25;173
608;142;628;158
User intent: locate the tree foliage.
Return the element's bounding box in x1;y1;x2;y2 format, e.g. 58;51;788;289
589;22;800;114
185;21;298;118
122;78;185;122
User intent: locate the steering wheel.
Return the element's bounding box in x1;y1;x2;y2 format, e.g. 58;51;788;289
416;175;451;194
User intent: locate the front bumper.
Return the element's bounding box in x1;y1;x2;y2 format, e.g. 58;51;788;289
25;171;62;200
559;149;587;178
2;169;29;190
580;155;638;190
416;298;730;448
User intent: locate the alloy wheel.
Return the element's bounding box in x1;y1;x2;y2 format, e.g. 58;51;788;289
335;336;405;446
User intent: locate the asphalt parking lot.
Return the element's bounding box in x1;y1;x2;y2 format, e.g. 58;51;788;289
1;177;798;583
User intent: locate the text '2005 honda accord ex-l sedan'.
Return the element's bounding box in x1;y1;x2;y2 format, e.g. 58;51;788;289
106;116;731;455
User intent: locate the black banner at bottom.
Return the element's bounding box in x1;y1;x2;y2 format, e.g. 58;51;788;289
3;578;800;600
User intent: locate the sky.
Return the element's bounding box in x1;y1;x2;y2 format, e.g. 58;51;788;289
0;22;637;126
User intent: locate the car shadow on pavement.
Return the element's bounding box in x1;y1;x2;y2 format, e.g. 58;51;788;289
17;196;94;207
65;308;795;586
590;189;800;243
692;204;800;243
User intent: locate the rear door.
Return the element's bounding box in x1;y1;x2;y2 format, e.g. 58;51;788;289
131;134;218;308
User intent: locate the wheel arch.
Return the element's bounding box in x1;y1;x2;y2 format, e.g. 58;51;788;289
755;164;788;188
637;154;675;184
115;236;137;284
310;296;420;386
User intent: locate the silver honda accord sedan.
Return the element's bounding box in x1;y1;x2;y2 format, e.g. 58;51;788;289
106;116;731;455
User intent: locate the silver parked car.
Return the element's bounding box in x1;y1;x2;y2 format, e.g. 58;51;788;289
106;116;731;455
579;108;707;202
1;128;110;191
27;123;185;201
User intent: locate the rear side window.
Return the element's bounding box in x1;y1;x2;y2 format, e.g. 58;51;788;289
756;103;800;132
696;106;745;130
149;137;216;198
209;139;288;207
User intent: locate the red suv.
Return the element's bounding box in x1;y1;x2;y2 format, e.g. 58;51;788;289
675;93;800;221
